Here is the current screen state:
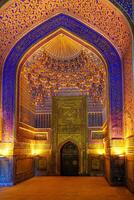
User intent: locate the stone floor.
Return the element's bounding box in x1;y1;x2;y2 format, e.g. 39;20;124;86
0;177;133;200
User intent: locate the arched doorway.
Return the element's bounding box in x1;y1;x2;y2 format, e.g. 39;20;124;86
61;142;79;176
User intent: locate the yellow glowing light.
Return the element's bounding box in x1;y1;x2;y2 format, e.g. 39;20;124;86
0;143;13;156
31;143;36;155
31;148;36;155
111;147;125;156
87;148;105;155
19;127;48;134
31;146;43;156
110;139;125;156
30;142;49;156
31;148;48;156
97;148;105;155
2;148;10;156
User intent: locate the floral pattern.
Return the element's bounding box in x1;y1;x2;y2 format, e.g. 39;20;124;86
21;50;106;108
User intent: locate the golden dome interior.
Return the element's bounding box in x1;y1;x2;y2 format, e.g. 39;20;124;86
44;33;83;60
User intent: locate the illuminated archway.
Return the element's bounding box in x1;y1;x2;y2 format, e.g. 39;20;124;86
2;13;123;142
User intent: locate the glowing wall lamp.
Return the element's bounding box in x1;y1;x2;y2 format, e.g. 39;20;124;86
31;147;44;156
0;143;13;157
31;142;49;156
111;147;125;157
96;148;105;155
110;139;125;157
31;142;37;156
87;148;105;155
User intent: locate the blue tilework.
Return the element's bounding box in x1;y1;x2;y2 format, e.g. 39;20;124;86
3;14;123;137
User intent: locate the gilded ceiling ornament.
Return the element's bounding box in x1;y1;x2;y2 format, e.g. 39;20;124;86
21;48;106;108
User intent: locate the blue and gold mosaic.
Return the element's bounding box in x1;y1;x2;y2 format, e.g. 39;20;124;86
110;0;133;20
2;14;123;140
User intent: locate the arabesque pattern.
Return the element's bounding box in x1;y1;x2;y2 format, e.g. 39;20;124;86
0;0;132;65
21;50;106;107
2;14;123;142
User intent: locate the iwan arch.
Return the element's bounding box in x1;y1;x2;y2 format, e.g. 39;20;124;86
0;0;133;193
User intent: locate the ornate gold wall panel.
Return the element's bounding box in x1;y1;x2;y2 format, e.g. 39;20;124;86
52;96;88;174
52;96;87;144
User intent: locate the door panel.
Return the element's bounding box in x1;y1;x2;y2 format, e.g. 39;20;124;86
61;142;79;176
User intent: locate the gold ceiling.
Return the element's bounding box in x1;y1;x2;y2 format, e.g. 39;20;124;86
20;32;107;109
44;34;82;60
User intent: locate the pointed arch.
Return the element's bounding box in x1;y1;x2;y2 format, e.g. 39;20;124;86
2;13;123;141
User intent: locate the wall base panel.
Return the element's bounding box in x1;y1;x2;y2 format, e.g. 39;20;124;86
126;155;134;193
14;156;34;184
0;156;14;186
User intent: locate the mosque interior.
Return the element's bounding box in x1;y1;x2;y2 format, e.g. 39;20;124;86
0;0;133;194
